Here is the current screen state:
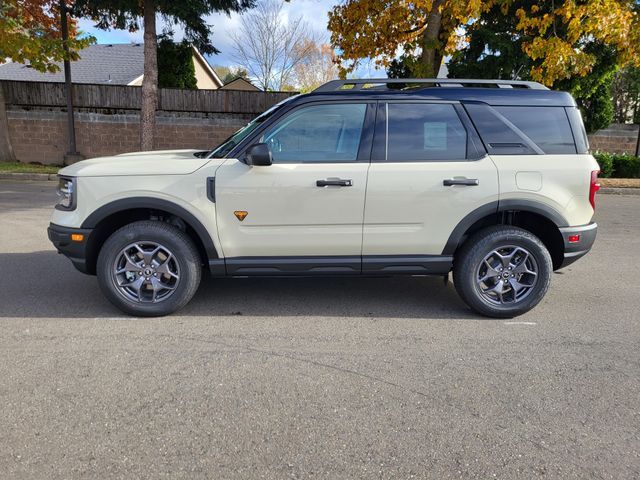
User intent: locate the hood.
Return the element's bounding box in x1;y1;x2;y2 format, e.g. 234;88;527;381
59;149;213;177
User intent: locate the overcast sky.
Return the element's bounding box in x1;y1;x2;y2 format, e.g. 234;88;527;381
77;0;385;77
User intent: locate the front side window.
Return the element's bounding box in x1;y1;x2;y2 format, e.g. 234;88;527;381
260;103;367;163
386;103;468;161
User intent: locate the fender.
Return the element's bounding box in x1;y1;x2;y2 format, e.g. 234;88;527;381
442;199;568;255
81;197;219;260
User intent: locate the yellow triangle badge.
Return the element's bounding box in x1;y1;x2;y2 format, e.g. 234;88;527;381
234;211;248;221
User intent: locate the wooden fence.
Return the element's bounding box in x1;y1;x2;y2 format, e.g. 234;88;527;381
1;80;296;114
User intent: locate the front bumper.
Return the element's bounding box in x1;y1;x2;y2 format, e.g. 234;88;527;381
557;222;598;269
48;223;94;274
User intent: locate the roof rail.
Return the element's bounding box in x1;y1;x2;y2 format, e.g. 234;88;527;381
313;78;548;92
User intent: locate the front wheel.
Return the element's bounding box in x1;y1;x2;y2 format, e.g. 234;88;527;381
453;226;552;318
97;221;202;317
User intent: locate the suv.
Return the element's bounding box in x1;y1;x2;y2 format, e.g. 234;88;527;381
48;78;599;318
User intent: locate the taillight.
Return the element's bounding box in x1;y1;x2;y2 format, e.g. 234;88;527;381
589;170;600;210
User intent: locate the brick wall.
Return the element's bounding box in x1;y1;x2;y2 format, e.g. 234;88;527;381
7;108;254;165
588;123;639;156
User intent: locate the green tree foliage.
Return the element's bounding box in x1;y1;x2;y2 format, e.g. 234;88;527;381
73;0;255;55
157;38;197;89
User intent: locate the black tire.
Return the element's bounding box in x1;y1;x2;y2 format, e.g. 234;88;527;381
97;220;202;317
453;226;552;318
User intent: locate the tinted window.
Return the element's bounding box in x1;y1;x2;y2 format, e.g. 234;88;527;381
464;103;538;155
565;107;589;154
386;103;468;161
495;106;576;154
260;103;366;163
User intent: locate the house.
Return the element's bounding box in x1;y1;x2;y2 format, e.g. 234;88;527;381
0;43;224;89
220;77;260;91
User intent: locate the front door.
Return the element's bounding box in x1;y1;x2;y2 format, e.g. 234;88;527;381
215;102;374;275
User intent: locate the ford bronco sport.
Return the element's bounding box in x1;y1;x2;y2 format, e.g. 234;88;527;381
48;78;599;318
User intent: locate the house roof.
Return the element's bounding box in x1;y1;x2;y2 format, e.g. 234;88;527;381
220;77;260;91
0;43;146;85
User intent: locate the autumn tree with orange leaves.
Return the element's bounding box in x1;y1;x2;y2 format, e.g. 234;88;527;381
328;0;640;85
0;0;93;160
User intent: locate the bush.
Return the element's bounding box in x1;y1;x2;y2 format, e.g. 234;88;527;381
593;152;640;178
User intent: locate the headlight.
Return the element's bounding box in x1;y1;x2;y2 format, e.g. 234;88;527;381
56;176;76;211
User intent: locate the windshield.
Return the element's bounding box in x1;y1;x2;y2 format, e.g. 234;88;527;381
208;95;298;158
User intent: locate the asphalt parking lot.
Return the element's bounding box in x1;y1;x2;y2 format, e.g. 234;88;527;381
0;180;638;479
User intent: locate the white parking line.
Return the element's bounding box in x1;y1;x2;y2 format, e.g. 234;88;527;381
504;321;537;325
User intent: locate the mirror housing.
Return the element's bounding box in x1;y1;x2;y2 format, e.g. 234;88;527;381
245;143;272;166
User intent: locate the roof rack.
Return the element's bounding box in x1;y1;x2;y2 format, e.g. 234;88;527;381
313;78;548;92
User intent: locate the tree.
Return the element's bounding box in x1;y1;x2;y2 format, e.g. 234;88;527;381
157;37;198;89
213;65;250;84
229;0;317;91
0;0;93;161
292;41;338;92
328;0;492;78
73;0;255;150
447;1;621;132
613;67;640;124
514;0;640;85
329;0;640;83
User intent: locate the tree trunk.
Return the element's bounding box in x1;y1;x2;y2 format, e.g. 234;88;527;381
0;83;16;162
140;0;158;151
419;0;446;78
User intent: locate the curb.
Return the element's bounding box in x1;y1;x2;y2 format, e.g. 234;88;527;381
600;187;640;196
0;173;58;181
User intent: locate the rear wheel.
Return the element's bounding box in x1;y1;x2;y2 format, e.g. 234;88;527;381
453;226;552;318
97;221;201;317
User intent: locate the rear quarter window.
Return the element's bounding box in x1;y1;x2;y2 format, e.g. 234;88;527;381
495;106;577;154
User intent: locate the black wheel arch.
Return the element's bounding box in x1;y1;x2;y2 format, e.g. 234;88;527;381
81;197;219;274
443;200;568;270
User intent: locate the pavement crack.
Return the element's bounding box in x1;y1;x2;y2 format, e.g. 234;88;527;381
177;335;433;400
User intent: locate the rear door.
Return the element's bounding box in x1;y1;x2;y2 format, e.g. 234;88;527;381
362;101;499;273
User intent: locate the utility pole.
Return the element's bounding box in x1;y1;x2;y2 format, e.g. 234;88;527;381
59;0;83;164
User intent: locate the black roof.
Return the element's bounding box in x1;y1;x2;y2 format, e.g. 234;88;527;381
303;79;576;107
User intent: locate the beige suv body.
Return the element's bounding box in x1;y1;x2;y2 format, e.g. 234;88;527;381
48;79;599;317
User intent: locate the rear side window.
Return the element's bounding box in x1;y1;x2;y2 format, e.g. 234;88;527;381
495;106;577;154
386;103;468;161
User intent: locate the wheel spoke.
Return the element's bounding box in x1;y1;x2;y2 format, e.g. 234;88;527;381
116;254;142;275
513;261;536;276
155;254;178;278
119;275;145;296
483;281;506;304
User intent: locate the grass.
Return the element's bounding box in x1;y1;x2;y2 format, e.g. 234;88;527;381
0;162;61;174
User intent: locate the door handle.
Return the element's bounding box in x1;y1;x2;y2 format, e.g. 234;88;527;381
443;178;479;186
316;179;353;187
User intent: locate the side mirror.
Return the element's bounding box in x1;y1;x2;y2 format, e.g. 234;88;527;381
245;143;272;166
